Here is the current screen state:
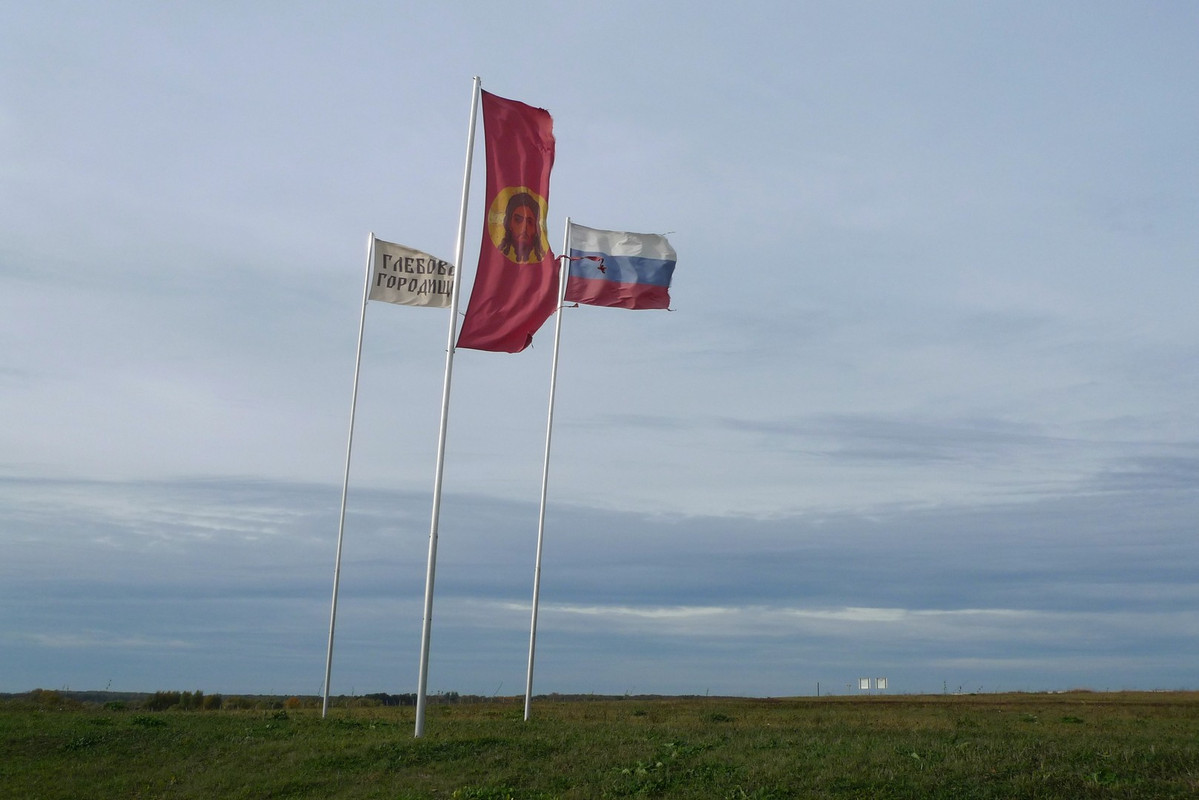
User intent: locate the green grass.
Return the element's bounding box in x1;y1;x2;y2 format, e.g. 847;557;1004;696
3;692;1198;798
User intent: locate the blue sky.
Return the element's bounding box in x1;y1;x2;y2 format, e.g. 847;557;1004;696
2;1;1197;698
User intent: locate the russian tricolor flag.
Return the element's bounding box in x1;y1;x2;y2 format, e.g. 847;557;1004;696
565;223;676;310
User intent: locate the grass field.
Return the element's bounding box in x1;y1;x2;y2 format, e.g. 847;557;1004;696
3;691;1197;798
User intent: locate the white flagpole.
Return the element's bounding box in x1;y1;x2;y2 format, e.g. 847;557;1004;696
322;232;376;718
415;75;480;738
524;217;571;721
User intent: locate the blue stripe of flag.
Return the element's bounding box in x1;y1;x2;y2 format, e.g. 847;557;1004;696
569;249;676;287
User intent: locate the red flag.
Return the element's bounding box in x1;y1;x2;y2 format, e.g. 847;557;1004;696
456;91;559;353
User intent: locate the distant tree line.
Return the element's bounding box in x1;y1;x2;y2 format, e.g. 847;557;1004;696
3;688;616;712
142;690;221;711
362;692;417;706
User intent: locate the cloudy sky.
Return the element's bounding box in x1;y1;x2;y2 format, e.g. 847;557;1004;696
3;2;1197;699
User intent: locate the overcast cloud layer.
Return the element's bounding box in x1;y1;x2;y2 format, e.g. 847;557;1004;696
2;2;1197;697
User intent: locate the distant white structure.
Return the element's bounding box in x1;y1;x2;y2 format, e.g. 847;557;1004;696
858;677;889;691
876;677;888;690
859;678;871;690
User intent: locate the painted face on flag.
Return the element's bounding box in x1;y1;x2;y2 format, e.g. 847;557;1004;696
507;200;539;259
490;188;548;265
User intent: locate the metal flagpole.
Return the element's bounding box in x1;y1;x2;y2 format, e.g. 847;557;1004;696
524;218;571;721
322;232;376;718
415;75;480;738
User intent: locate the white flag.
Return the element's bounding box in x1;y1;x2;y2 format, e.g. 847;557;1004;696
369;239;455;308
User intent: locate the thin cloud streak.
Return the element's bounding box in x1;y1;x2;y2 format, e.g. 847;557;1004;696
3;475;1196;695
